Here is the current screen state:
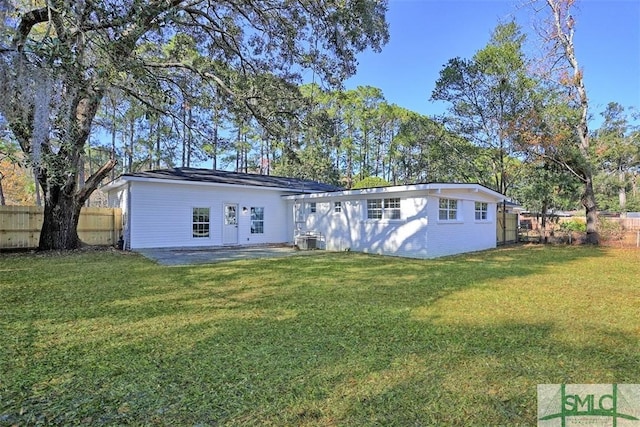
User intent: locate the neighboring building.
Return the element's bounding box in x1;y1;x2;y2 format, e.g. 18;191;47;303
103;168;506;259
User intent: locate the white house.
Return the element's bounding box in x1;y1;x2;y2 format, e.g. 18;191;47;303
286;183;505;259
103;168;506;258
102;168;340;250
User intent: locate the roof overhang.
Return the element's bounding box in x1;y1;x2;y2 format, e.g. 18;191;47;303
282;183;505;202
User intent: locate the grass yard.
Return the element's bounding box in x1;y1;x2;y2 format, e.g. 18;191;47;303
1;245;639;426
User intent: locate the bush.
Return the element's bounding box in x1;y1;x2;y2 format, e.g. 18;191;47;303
597;217;625;241
559;219;586;232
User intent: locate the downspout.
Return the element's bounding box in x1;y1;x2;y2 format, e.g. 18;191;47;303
124;181;132;250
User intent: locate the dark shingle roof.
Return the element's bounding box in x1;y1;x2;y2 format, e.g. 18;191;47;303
122;168;342;192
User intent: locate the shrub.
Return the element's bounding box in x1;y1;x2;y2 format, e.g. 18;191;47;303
598;217;625;241
559;219;586;232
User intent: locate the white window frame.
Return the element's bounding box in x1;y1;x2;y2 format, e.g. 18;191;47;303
367;199;383;219
334;201;342;213
250;207;264;234
475;202;488;221
383;198;401;220
192;207;210;238
367;198;401;220
438;198;458;221
308;202;317;214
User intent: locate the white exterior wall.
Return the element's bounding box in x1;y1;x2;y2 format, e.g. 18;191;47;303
107;185;129;248
126;181;291;249
425;191;497;258
301;193;431;258
106;178;502;257
298;189;498;259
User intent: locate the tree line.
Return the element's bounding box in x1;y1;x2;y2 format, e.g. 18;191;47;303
5;77;638;215
0;0;639;249
49;14;640;218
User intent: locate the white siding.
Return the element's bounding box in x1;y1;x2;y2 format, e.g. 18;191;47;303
302;193;431;258
299;189;498;259
425;191;497;258
107;179;502;258
127;181;291;249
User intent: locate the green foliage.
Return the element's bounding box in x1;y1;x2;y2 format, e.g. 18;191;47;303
352;176;391;189
0;137;19;161
1;247;639;425
513;161;582;212
559;219;586;232
626;195;640;212
272;144;341;186
266;85;485;187
592;102;640;214
0;0;390;249
431;21;535;197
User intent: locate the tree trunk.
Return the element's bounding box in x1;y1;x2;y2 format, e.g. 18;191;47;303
212;123;218;170
582;176;599;244
547;0;599;245
111;99;117;181
541;200;548;244
39;190;82;250
33;168;42;207
0;172;5;205
619;169;627;217
186;107;192;167
128;119;134;172
155;120;161;169
78;156;86;206
37;155;117;250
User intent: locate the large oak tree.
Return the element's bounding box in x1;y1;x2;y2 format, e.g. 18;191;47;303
537;0;599;243
0;0;388;250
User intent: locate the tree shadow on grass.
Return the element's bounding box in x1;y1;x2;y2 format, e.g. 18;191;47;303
175;316;637;426
3;245;632;425
92;312;636;425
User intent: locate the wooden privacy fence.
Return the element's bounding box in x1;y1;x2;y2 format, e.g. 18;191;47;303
609;217;640;230
497;212;518;245
0;206;122;249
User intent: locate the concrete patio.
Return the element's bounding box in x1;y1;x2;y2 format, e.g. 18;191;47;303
136;244;318;266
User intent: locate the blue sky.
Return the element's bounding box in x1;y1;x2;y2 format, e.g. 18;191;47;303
343;0;640;128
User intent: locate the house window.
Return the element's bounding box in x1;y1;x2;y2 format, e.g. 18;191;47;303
367;199;383;219
251;207;264;234
475;202;488;220
367;198;401;220
308;202;316;213
384;198;401;219
334;201;342;213
192;207;210;238
438;198;458;221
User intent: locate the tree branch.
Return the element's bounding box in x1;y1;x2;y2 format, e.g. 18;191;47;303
12;7;49;51
78;157;117;205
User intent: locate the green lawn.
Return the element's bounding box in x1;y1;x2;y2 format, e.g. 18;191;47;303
1;246;638;426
